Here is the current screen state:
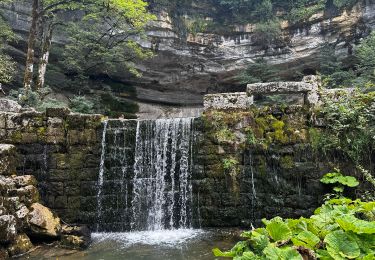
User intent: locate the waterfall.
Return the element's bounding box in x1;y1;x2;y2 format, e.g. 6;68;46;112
131;118;194;231
96;118;195;232
96;120;108;231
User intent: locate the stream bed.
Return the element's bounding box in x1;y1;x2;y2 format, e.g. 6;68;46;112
21;229;240;260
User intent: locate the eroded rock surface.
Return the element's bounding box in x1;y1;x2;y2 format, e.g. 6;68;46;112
1;1;374;107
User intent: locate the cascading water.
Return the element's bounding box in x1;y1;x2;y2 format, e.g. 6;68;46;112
96;120;108;231
131;118;194;231
95;117;195;233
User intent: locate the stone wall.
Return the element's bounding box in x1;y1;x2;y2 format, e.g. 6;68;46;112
0;108;104;226
0;105;368;231
193;106;332;227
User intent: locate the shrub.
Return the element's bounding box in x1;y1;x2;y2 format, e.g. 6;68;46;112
70;95;94;114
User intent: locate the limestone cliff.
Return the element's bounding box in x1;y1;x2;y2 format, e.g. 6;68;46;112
1;0;375;113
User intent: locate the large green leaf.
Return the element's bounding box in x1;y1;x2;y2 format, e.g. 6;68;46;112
316;249;334;260
291;230;320;249
266;217;292;242
233;251;264;260
324;230;361;259
352;233;375;254
212;248;235;258
263;245;302;260
336;215;375;234
213;241;250;258
320;172;359;187
362;253;375;260
246;228;270;254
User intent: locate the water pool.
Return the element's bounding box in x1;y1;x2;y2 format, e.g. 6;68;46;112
22;229;240;260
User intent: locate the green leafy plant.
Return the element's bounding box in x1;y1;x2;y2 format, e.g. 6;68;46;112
223;157;239;173
321;169;359;196
213;199;375;259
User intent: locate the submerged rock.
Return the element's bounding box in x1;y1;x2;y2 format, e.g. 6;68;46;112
27;203;61;239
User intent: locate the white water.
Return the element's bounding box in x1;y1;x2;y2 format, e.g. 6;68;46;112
96;120;108;231
131;118;195;231
96;118;196;233
91;229;204;247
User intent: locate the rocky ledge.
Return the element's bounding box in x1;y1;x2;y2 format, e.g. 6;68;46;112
0;144;90;258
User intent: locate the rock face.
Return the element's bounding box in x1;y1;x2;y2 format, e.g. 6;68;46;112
0;144;90;257
1;1;375;110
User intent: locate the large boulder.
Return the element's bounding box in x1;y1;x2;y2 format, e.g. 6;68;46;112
26;203;61;239
0;99;21;113
0;215;17;243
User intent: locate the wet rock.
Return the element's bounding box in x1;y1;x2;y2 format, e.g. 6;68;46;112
7;234;33;257
12;175;37;188
0;215;17;243
60;235;87;249
60;224;91;249
0;99;22;113
0;144;18;176
27;203;61;239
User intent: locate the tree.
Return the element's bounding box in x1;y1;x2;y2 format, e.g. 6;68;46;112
22;0;155;93
62;0;155;81
0;14;16;85
238;58;280;84
356;31;375;84
318;44;355;88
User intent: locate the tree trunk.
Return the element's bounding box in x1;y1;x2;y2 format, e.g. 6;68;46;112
36;21;53;90
23;0;39;94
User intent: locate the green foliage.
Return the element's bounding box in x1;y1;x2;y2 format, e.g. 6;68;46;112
265;217;292;241
216;128;236;143
62;0;155;81
318;44;356;88
213;199;375;259
8;88;69;111
37;98;67;111
333;0;357;9
223;157;239;173
324;230;361;259
314;90;375;174
69;95;94;114
0;16;16;84
356;32;375;84
238;59;281;84
253;19;282;47
288;1;325;24
321;169;360;197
